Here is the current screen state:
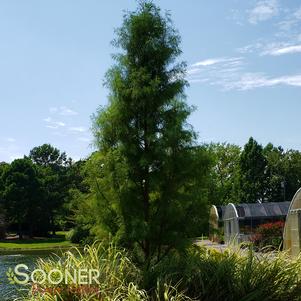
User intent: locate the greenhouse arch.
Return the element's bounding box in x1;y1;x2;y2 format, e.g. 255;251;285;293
283;188;301;256
209;205;225;242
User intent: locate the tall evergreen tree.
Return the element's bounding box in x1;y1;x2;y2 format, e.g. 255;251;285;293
239;137;267;203
93;1;210;267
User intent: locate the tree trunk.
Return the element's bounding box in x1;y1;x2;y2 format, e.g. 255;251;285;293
18;222;23;240
51;216;55;236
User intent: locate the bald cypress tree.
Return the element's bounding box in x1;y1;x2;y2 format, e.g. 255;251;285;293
93;1;209;267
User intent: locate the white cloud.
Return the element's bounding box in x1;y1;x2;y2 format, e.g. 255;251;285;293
49;106;78;116
191;58;225;67
262;44;301;56
227;8;244;26
59;106;78;116
248;0;279;24
294;7;301;20
237;5;301;58
78;137;90;142
187;56;301;91
237;42;264;54
49;107;58;113
188;57;244;78
187;57;244;86
54;121;65;127
221;73;301;91
0;144;22;162
43;117;65;129
5;137;16;143
46;125;58;129
51;131;67;137
69;126;87;133
191;57;243;68
238;40;301;57
277;6;301;32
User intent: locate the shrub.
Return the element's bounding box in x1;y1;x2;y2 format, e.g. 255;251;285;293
251;221;285;249
66;227;91;244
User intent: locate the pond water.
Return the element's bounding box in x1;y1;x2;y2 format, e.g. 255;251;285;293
0;250;64;301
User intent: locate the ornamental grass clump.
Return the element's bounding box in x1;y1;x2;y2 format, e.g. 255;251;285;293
148;246;301;301
18;242;190;301
17;242;301;301
20;242;143;301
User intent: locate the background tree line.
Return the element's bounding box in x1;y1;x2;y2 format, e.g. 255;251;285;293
0;144;87;239
207;137;301;206
0;140;300;243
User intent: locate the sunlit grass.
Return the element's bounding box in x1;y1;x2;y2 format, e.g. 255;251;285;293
0;240;72;249
0;232;74;251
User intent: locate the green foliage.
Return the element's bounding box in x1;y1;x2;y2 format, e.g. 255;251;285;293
203;139;301;205
239;137;268;203
29;144;73;234
282;149;301;201
0;162;9;194
1;158;43;238
0;144;84;238
20;242;142;301
19;242;301;301
90;1;211;267
20;242;191;301
148;246;301;301
206;143;240;205
263;143;286;202
66;227;90;244
65;151;123;244
237;138;301;203
29;144;70;167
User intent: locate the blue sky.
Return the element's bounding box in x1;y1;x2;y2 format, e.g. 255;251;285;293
0;0;301;162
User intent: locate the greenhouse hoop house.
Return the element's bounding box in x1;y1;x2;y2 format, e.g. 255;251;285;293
223;202;290;244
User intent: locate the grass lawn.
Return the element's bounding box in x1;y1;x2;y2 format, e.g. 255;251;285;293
0;231;75;251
